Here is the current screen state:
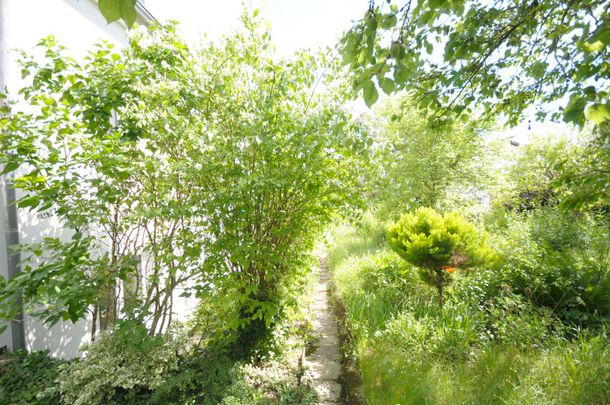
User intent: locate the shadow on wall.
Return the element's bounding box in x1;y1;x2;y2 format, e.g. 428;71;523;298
0;181;12;351
26;315;90;359
0;321;11;351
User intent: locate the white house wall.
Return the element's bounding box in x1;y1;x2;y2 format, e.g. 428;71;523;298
2;0;131;358
3;0;197;359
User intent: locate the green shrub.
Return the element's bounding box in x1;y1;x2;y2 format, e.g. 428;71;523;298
0;350;65;404
488;208;610;326
145;345;241;405
151;349;317;405
387;207;495;307
58;323;185;405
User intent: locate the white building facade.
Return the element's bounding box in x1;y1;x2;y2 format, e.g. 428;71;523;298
0;0;155;358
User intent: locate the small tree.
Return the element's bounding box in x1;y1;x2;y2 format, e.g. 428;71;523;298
387;207;493;307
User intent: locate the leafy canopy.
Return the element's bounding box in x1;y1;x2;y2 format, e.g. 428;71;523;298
342;0;610;127
0;13;369;349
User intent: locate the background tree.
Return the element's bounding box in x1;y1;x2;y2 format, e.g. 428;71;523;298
371;97;488;220
495;134;574;211
554;122;610;210
342;0;610;127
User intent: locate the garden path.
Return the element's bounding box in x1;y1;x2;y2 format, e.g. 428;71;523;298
304;257;342;404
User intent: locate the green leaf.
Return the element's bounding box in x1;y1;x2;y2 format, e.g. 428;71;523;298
17;196;40;209
98;0;121;23
381;14;397;29
393;64;409;83
99;0;136;26
1;160;20;175
120;0;138;28
583;40;604;53
563;94;587;126
379;77;395;95
390;42;404;59
587;103;610;124
363;80;379;107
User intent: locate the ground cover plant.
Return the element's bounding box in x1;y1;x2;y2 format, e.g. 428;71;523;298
0;350;65;404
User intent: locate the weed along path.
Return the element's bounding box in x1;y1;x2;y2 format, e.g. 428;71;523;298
305;256;342;404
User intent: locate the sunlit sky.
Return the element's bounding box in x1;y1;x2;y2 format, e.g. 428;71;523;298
144;0;367;56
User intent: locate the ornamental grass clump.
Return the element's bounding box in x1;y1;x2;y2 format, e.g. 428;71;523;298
387;207;494;307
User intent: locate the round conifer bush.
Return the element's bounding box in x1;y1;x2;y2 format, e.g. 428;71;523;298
387;207;494;307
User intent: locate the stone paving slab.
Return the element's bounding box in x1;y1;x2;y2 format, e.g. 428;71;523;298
304;257;342;404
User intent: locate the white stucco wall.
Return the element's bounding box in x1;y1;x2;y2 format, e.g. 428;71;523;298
2;1;198;359
4;0;128;93
1;0;128;358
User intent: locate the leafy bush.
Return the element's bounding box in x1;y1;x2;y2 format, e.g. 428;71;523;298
143;345;246;405
487;208;610;326
0;350;65;405
58;324;185;405
0;12;369;356
387;207;495;306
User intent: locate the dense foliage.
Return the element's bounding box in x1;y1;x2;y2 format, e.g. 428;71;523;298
0;15;367;353
0;350;65;404
2;3;610;405
370;99;488;218
554;122;610;210
329;214;610;404
326;79;610;403
343;0;610;127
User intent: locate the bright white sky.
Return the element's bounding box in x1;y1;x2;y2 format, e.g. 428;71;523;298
144;0;368;56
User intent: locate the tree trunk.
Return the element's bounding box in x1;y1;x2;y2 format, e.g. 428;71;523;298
438;284;444;308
